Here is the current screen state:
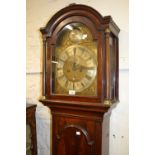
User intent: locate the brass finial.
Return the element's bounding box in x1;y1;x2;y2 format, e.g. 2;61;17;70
103;100;112;107
105;28;111;33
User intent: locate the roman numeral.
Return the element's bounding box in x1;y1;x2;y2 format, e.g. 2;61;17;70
85;74;92;80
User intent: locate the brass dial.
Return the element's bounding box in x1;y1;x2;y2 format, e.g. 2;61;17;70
56;45;97;93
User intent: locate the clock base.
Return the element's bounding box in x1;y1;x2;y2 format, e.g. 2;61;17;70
40;99;111;155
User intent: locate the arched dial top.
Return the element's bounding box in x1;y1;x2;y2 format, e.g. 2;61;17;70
51;22;98;96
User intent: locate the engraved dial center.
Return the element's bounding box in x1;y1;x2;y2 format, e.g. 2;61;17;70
63;56;86;82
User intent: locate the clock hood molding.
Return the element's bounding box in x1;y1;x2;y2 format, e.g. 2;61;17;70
40;4;120;37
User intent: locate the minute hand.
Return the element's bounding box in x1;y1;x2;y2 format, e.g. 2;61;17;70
79;65;96;70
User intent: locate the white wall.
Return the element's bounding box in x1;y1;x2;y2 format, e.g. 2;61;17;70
26;0;129;155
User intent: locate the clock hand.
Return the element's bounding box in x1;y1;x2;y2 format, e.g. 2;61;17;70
72;63;82;71
72;62;76;70
79;65;96;70
72;47;77;73
73;47;76;56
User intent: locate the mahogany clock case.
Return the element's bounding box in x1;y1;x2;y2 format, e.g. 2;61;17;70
39;4;120;155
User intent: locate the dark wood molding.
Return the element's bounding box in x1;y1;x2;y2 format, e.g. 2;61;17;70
40;4;104;36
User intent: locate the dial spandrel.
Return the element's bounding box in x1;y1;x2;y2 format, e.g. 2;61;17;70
51;23;98;96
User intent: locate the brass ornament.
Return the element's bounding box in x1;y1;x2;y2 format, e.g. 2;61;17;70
39;96;46;100
103;100;112;107
105;28;111;34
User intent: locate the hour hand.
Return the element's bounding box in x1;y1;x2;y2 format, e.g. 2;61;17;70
72;62;76;70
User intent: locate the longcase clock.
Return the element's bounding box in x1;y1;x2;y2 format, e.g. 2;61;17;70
39;4;120;155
